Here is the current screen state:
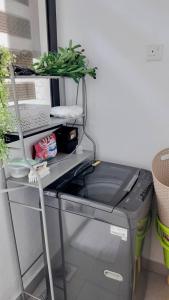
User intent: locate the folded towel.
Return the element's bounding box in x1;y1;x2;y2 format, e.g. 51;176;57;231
51;105;83;118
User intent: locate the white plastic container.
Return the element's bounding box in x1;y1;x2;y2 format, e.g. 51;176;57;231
8;165;30;178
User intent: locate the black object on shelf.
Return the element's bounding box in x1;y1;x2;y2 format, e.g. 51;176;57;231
13;65;36;76
56;126;78;154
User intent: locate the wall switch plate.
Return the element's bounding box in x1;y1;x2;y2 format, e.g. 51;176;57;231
146;44;163;61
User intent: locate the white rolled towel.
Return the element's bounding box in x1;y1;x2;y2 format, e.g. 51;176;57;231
51;105;83;118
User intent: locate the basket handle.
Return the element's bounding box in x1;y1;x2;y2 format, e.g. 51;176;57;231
161;154;169;161
156;217;169;251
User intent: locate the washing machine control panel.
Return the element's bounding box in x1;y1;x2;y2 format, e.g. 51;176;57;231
119;170;153;211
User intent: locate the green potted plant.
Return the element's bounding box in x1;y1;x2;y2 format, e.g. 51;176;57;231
33;40;97;83
0;47;13;161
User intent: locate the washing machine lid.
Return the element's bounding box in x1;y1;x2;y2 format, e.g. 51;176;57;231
57;161;140;209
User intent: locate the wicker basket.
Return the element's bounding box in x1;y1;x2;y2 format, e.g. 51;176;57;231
152;148;169;227
9;104;51;132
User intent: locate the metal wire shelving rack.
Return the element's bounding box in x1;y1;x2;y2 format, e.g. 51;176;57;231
0;66;95;300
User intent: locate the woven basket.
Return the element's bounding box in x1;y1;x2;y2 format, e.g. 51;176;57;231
152;148;169;227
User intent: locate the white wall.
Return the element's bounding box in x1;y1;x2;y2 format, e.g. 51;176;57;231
56;0;169;263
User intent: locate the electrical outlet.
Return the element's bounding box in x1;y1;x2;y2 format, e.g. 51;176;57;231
146;44;163;61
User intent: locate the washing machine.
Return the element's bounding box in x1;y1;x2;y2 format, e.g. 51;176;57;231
44;160;153;300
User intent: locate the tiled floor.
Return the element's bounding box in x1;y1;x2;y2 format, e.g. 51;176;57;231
23;270;169;300
145;271;169;300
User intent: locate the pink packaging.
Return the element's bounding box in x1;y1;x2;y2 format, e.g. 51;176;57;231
34;133;57;160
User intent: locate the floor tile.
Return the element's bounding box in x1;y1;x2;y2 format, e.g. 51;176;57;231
145;271;169;300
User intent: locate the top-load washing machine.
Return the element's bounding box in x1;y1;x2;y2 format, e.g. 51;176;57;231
44;160;153;300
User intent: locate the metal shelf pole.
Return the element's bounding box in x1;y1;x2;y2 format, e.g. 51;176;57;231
82;78;96;160
8;65;56;300
38;183;55;300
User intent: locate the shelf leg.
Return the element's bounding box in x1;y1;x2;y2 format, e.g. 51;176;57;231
81;78;96;160
39;201;50;300
39;186;55;300
0;161;25;300
9;65;27;160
